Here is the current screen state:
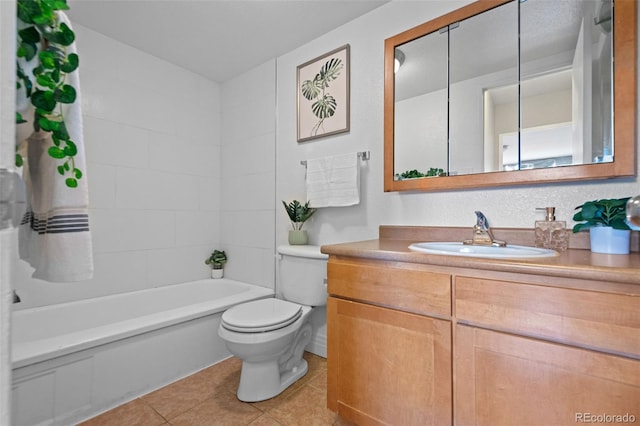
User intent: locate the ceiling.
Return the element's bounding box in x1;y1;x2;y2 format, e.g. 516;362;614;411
66;0;389;83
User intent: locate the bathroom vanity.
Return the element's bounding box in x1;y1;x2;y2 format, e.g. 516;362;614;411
322;226;640;426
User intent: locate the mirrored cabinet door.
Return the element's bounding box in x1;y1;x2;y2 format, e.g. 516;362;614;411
384;0;635;192
449;1;518;176
393;31;448;179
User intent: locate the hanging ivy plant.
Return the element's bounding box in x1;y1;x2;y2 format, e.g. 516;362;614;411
15;0;82;188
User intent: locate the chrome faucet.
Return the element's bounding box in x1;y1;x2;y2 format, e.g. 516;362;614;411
463;211;507;247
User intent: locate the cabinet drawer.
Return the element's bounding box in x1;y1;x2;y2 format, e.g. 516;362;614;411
455;276;640;357
328;259;451;317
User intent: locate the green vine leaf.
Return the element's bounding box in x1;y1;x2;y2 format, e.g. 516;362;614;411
18;26;40;43
52;121;69;139
15;0;83;189
38;116;59;132
31;89;56;111
48;146;65;159
63;140;77;156
54;84;76;103
44;22;74;45
60;53;78;73
38;50;56;68
36;73;56;88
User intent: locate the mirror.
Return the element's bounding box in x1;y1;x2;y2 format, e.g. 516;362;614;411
384;0;636;192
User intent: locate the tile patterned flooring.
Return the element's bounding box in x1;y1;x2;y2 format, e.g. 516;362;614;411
79;352;344;426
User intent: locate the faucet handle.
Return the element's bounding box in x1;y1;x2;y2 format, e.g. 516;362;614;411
474;211;489;230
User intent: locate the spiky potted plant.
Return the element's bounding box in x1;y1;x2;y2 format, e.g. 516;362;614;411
573;197;631;254
205;249;227;278
282;200;317;245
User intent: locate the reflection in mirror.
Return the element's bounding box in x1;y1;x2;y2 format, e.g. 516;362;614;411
394;30;448;179
450;1;517;176
518;0;613;168
385;0;634;192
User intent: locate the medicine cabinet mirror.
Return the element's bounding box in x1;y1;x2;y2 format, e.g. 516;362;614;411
384;0;637;192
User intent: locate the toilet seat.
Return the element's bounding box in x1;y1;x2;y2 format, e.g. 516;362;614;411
221;298;302;333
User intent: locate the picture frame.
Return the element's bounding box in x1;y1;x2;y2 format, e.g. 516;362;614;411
297;44;350;142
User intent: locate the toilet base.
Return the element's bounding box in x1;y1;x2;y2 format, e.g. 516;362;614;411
237;358;308;402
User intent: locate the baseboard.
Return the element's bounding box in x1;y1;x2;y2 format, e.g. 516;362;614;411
306;333;327;358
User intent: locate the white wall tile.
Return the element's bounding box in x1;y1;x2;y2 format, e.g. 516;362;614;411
197;175;221;211
146;246;211;286
220;61;276;291
224;245;274;288
12;23;222;307
84;118;150;169
86;164;116;209
176;210;220;247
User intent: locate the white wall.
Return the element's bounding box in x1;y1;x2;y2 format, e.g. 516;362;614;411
220;61;276;289
12;24;224;308
275;0;640;248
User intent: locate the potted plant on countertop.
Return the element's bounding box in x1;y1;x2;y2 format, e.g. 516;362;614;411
573;197;631;254
205;249;227;278
282;199;317;245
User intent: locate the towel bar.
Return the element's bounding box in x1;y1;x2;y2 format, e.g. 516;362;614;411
300;151;370;167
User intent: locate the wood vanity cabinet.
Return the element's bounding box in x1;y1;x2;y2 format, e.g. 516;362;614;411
326;255;640;426
326;257;453;425
454;276;640;426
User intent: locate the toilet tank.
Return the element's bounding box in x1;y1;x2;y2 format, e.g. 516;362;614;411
277;245;328;306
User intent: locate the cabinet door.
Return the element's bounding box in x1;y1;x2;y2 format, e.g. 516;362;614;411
455;325;640;426
328;297;452;426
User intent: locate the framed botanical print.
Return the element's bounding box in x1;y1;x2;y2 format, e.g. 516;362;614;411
297;44;350;142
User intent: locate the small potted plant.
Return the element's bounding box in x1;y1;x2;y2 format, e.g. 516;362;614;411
205;249;227;278
282;200;317;245
573;197;631;254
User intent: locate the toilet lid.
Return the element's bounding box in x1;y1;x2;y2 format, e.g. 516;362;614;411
221;298;302;333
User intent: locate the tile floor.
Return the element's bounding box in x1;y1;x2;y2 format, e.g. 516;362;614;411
79;352;346;426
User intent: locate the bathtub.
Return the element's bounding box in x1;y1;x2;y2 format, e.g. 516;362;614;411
11;279;273;426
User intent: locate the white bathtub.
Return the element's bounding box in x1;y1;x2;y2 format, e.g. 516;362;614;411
11;279;273;426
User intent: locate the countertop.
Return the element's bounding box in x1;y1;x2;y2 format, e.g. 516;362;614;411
320;226;640;286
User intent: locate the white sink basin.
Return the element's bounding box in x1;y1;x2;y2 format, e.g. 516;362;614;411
408;242;557;259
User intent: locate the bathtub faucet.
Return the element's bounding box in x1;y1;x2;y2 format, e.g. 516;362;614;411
12;290;21;304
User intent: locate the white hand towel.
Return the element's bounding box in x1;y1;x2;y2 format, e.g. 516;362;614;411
306;152;360;208
17;12;93;282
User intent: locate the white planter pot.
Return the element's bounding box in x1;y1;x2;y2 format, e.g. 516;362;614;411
589;226;631;254
211;268;224;279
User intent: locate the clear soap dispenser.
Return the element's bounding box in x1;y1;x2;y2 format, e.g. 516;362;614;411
535;207;568;252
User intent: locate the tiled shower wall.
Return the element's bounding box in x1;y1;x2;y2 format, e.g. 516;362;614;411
12;24;225;308
220;61;277;290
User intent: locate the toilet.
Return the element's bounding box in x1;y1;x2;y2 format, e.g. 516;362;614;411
218;245;328;402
